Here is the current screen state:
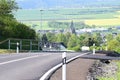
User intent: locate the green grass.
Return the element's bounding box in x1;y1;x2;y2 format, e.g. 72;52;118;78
0;49;15;54
22;21;52;30
98;77;115;80
116;61;120;80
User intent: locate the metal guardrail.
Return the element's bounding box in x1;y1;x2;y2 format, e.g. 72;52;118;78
0;38;41;51
80;54;120;60
0;38;9;44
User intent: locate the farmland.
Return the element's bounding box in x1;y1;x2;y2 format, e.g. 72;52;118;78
85;19;120;26
13;7;120;30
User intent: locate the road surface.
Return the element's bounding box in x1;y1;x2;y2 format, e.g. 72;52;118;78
0;52;86;80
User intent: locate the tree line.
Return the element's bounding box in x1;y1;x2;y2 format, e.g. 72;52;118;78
48;21;90;30
41;32;120;52
0;0;36;39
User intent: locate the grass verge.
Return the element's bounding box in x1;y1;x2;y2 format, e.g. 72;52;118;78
98;61;120;80
0;49;15;54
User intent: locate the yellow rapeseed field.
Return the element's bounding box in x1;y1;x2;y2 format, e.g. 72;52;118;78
85;18;120;26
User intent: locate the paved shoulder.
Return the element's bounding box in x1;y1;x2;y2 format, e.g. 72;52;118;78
50;58;95;80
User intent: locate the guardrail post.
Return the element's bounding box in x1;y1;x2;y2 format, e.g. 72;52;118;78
8;39;10;50
16;42;19;54
38;42;40;51
62;52;66;80
20;40;22;50
93;43;95;55
30;40;32;51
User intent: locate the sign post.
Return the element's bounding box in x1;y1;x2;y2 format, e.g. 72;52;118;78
62;52;66;80
93;43;95;55
16;42;19;54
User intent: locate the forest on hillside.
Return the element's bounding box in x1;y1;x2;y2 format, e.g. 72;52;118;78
0;0;36;40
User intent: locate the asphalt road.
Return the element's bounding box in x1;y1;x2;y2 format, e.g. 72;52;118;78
0;52;85;80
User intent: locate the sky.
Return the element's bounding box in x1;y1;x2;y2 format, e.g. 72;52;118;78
16;0;120;9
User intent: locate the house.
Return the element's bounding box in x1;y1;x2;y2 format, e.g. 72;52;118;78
40;42;66;51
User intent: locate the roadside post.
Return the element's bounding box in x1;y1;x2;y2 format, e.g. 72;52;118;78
16;42;19;54
93;43;95;55
62;52;66;80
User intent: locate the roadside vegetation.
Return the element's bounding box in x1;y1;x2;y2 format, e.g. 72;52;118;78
39;32;120;53
116;61;120;80
0;0;36;53
96;61;120;80
0;49;15;54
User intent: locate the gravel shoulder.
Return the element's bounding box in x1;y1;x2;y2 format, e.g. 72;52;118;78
50;58;95;80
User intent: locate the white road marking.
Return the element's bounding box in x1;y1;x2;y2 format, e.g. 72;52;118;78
0;56;19;59
0;54;50;65
0;54;25;59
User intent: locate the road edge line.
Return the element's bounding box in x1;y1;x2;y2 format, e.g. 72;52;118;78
0;55;40;65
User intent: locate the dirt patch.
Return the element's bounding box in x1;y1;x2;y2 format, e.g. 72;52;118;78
50;58;95;80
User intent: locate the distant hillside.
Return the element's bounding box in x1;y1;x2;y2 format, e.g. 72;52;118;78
16;0;120;9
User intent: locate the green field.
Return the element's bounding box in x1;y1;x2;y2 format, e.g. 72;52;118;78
14;7;120;30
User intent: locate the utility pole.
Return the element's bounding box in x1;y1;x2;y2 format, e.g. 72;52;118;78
40;10;43;30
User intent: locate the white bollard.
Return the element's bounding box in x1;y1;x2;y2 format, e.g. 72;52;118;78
62;52;66;80
16;42;19;54
93;43;95;55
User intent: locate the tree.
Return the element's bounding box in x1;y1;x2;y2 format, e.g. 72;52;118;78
81;33;92;46
12;23;36;39
93;33;103;46
106;34;114;42
46;32;56;42
78;35;86;46
0;0;36;39
0;0;18;38
0;18;17;37
108;39;120;53
106;34;120;53
0;0;18;17
88;38;95;46
116;34;120;42
56;33;67;45
41;34;48;45
67;34;80;51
